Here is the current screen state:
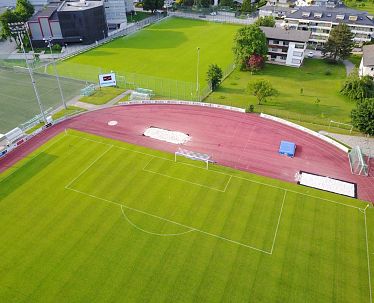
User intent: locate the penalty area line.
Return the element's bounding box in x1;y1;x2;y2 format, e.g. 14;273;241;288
65;133;363;211
66;186;271;254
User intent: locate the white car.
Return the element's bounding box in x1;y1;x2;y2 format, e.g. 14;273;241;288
307;51;314;58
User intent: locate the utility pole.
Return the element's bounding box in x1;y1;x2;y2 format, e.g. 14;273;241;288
44;36;67;109
8;22;47;124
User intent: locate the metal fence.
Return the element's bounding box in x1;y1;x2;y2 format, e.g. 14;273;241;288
168;11;255;25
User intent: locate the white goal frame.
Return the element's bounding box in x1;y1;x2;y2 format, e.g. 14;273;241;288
174;148;212;169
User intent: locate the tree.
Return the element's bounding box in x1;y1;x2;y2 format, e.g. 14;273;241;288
341;68;374;101
351;98;374;135
0;9;19;40
182;0;194;6
322;23;354;62
247;79;278;105
15;0;34;20
241;0;252;13
207;64;223;90
246;54;265;73
143;0;164;12
197;0;211;7
254;16;275;27
233;25;268;69
220;0;233;7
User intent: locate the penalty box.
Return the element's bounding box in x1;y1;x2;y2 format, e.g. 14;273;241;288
65;143;285;253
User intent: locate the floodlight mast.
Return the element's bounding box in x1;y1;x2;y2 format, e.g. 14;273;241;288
8;22;47;124
44;37;67;109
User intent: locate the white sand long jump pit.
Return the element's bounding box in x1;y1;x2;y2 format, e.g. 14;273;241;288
143;127;191;145
298;171;357;198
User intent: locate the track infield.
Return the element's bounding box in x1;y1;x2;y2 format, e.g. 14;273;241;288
0;129;373;302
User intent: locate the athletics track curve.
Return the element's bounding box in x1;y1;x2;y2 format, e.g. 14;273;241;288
1;104;373;202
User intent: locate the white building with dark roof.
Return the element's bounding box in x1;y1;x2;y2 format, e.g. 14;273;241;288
260;26;311;67
283;6;374;47
359;44;374;77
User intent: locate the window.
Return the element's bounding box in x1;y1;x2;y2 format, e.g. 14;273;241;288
292;58;301;64
273;40;279;44
293;51;303;57
302;12;310;17
349;15;358;21
314;13;322;19
336;14;345;20
295;43;304;49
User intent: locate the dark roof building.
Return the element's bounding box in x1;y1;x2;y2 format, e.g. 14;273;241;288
260;26;310;67
283;6;374;45
27;0;108;47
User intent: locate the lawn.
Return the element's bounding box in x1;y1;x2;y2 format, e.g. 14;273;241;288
206;59;355;127
52;105;86;120
0;67;86;133
79;87;125;105
55;17;240;99
0;129;372;302
344;0;374;15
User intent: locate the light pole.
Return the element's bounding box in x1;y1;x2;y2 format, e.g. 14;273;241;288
44;37;67;109
8;22;47;124
196;47;200;101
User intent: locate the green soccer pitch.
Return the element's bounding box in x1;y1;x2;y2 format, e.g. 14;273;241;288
1;129;374;302
54;17;240;86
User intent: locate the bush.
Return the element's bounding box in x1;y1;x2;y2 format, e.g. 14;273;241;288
246;104;255;113
52;44;62;52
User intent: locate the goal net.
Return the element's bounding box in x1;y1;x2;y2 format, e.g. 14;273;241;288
349;146;369;176
175;148;212;169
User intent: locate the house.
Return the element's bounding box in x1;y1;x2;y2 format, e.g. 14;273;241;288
27;0;108;47
359;44;374;77
283;6;374;48
260;26;310;67
103;0;132;29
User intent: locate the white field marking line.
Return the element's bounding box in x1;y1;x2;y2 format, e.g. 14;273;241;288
120;205;195;237
270;190;287;254
65;145;113;189
143;168;227;192
66;186;272;254
364;209;373;303
66;133;364;211
143;157;231;193
0;133;67;184
223;175;232;192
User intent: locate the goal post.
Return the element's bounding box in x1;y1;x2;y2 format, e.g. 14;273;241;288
175;148;212;169
349;146;369;176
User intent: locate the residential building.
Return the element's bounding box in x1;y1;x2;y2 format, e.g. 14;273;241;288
359;44;374;77
283;6;374;47
27;0;108;47
260;26;310;67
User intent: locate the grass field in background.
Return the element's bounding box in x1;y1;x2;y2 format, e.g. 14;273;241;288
207;59;355;127
0;129;372;302
345;0;374;15
0;67;86;133
55;17;239;86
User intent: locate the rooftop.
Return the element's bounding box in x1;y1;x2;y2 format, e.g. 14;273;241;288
58;0;103;12
285;6;374;27
260;26;311;42
29;4;59;21
362;44;374;66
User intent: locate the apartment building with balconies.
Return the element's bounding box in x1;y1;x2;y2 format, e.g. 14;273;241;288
283;6;374;47
260;26;310;67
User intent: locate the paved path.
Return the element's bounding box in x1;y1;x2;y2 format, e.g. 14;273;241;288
50;90;132;116
343;59;355;76
321;131;373;156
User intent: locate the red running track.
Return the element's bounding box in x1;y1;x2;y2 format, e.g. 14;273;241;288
1;104;374;202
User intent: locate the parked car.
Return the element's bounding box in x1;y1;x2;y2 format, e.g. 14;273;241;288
307;51;314;58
